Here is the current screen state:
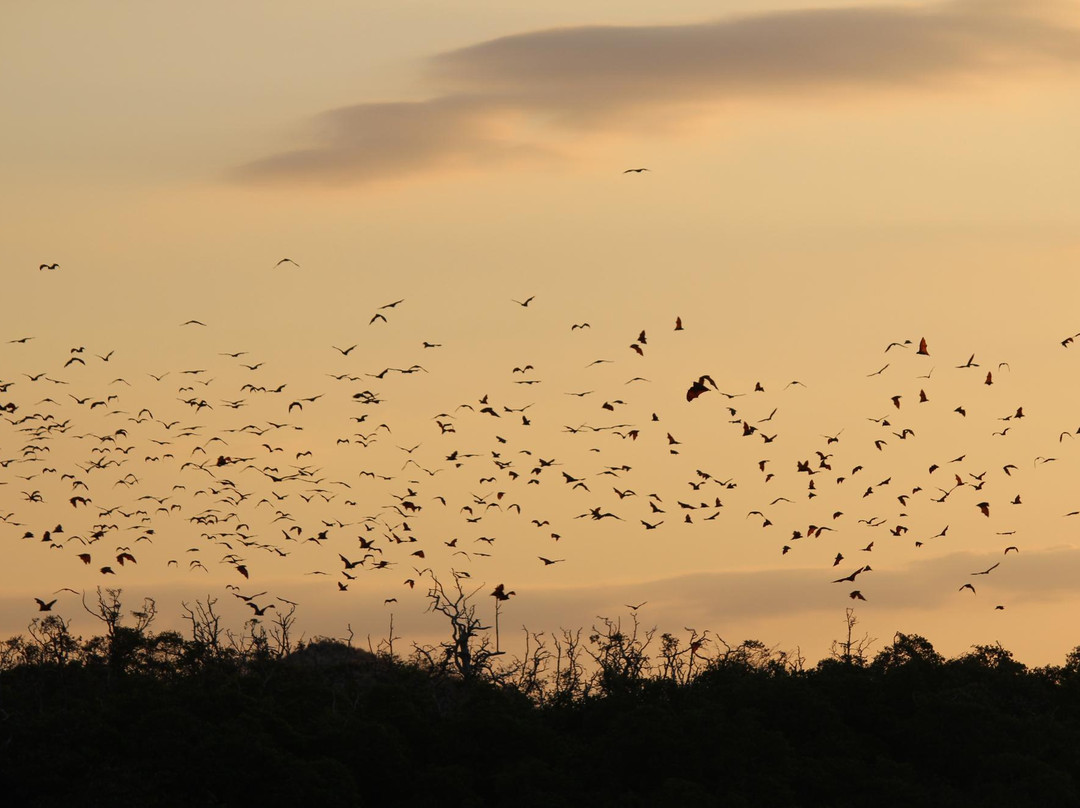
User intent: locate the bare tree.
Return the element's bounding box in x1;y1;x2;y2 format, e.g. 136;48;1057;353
226;619;270;660
552;628;589;702
588;613;655;693
490;583;515;653
658;628;709;685
268;602;299;659
82;587;122;643
830;607;876;666
421;570;498;681
369;615;396;659
81;588;157;670
506;629;553;702
181;596;224;661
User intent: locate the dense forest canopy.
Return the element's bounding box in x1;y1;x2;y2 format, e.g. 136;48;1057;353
4;588;1080;807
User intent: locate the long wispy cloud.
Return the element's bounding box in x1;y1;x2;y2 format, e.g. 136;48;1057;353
234;1;1080;185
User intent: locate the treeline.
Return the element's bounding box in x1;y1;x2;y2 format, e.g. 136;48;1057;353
4;589;1080;807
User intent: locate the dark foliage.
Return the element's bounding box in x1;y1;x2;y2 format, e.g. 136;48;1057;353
4;599;1080;807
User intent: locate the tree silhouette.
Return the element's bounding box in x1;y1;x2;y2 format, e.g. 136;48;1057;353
419;570;498;680
830;607;876;666
81;587;157;672
3;606;1080;805
25;614;79;666
871;631;945;672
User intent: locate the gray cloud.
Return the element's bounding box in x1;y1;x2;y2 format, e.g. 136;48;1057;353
233;95;553;186
235;1;1080;185
513;544;1080;628
433;1;1080;103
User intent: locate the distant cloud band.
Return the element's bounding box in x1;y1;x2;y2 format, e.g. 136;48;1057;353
234;1;1080;185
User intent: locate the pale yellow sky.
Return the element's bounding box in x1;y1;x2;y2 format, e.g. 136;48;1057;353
3;1;1080;666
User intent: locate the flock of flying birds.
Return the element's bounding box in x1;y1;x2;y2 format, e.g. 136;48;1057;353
5;264;1080;631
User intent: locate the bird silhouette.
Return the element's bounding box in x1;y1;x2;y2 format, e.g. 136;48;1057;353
833;566;870;583
491;583;516;601
5;255;1080;658
686;375;717;402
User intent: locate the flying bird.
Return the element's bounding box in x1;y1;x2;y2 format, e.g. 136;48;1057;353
833;566;870;583
686;375;717;402
491;584;516;601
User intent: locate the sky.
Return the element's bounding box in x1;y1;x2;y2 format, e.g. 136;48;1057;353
3;0;1080;667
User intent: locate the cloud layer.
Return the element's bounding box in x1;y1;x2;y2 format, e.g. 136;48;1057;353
234;1;1080;185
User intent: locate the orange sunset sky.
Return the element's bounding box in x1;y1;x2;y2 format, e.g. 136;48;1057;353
3;0;1080;664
